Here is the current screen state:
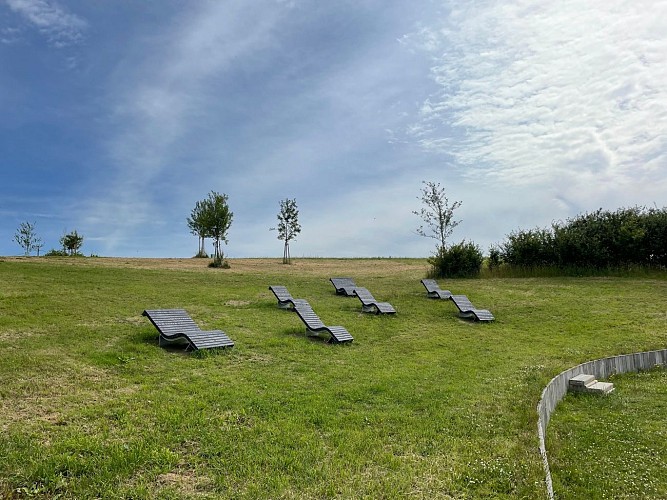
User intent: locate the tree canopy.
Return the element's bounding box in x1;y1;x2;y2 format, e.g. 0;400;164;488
187;199;210;257
61;230;84;256
413;181;462;252
207;191;233;265
14;221;41;256
187;191;233;266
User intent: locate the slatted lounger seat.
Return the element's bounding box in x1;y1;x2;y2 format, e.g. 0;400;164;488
269;285;301;309
353;287;396;314
449;295;495;322
142;308;234;351
421;279;452;299
292;301;353;343
330;277;357;296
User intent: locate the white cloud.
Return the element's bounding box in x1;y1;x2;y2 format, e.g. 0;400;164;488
5;0;87;47
80;1;291;255
1;25;22;44
405;0;667;202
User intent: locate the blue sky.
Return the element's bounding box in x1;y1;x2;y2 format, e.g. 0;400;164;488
2;0;666;258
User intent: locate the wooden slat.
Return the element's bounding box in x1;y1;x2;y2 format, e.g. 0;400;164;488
328;326;353;343
451;295;474;311
421;279;452;299
268;285;302;309
330;277;357;296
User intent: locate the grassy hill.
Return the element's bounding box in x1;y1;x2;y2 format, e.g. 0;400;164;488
1;257;665;498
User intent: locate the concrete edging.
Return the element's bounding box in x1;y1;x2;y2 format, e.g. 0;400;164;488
537;348;667;499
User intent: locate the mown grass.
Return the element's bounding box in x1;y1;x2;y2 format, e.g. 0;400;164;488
548;368;667;499
0;257;665;499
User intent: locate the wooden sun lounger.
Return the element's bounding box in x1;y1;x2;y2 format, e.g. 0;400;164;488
292;301;353;343
330;277;357;296
449;295;495;322
142;308;234;351
421;279;494;322
421;279;452;299
269;285;301;309
353;287;396;314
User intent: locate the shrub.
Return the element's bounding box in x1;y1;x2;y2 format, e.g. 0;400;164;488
487;246;502;270
45;249;69;257
208;256;230;269
501;227;556;267
498;207;667;270
428;240;483;278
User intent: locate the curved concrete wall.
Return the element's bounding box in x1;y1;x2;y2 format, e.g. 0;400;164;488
537;349;667;499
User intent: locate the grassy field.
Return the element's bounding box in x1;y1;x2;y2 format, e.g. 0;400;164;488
548;368;667;498
0;257;665;499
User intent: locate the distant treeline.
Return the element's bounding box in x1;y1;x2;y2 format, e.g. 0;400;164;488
491;207;667;269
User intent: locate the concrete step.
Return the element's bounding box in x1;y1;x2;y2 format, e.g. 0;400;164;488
587;381;615;394
568;374;614;395
569;373;596;388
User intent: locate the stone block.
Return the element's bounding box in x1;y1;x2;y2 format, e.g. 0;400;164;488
569;374;595;388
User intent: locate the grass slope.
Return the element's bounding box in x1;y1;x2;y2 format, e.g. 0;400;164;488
0;257;665;498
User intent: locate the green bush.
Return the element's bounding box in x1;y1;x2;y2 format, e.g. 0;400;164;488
501;227;556;267
44;249;69;257
497;206;667;270
487;246;502;270
208;256;230;269
428;240;483;278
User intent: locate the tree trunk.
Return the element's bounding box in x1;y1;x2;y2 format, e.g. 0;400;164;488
198;235;206;256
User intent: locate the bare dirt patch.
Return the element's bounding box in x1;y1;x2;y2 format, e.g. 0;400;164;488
156;469;213;496
224;300;251;307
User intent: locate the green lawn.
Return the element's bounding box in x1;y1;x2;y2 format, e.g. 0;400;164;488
0;257;665;499
548;368;667;499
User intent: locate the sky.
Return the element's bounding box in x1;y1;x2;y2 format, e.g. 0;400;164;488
2;0;666;258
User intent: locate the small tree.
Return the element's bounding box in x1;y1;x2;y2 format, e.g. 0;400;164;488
34;240;44;257
14;221;41;256
413;181;462;252
60;230;84;256
187;199;209;257
271;198;301;264
205;191;233;267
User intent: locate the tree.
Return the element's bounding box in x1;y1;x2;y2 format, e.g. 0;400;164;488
34;240;44;257
60;230;84;256
204;191;233;266
413;181;462;252
14;221;41;256
187;192;233;266
187;199;209;257
271;198;301;264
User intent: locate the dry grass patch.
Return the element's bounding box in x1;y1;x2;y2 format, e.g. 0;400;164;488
2;256;429;277
155;469;214;497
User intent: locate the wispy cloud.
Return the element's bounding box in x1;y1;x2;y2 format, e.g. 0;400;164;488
405;0;667;208
1;25;22;44
5;0;87;47
82;1;291;254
